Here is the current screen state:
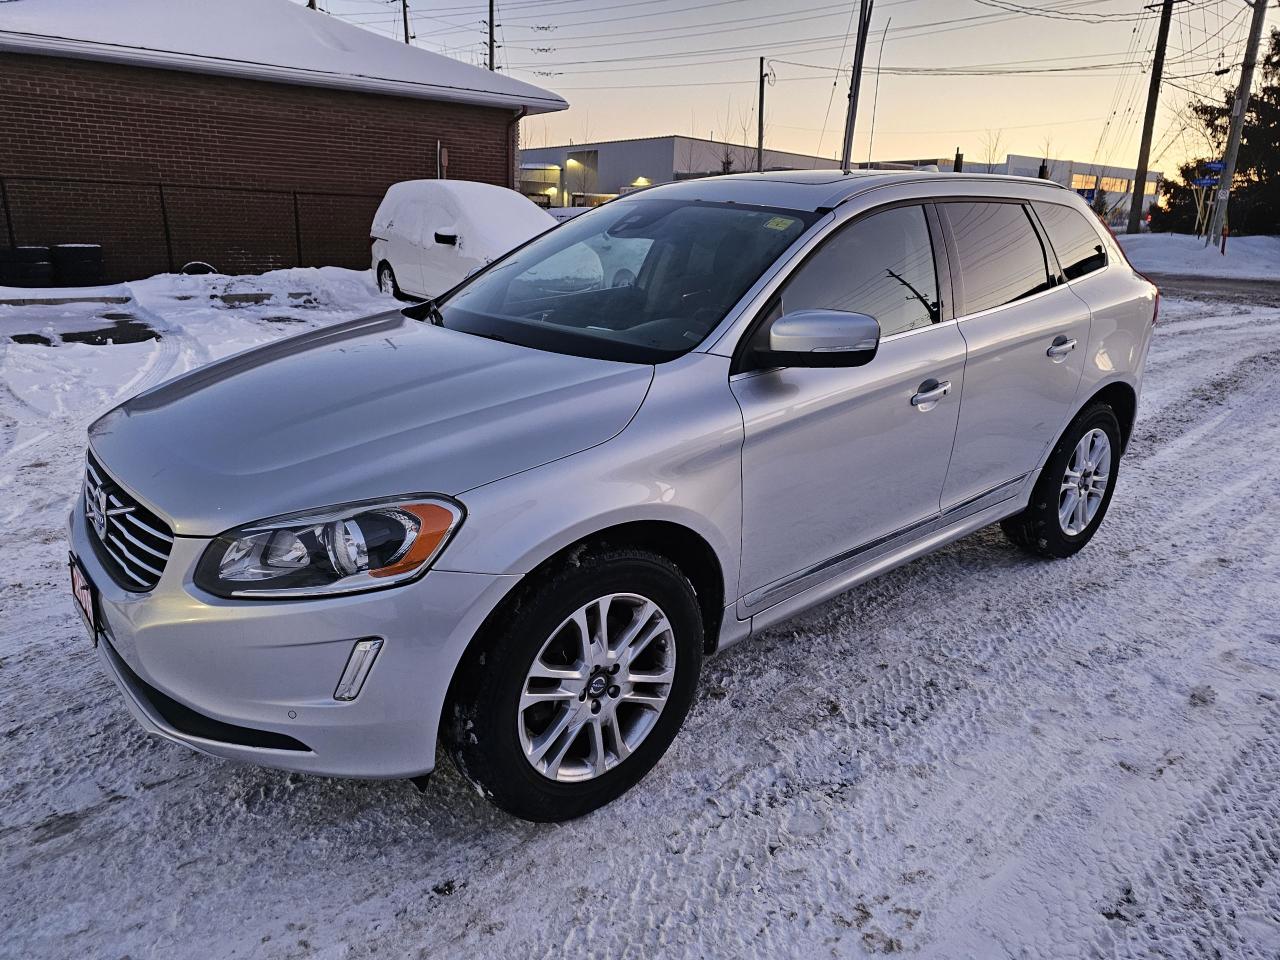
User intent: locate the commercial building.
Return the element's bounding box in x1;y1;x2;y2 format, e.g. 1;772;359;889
520;136;1161;226
519;135;840;207
0;0;566;281
874;153;1162;224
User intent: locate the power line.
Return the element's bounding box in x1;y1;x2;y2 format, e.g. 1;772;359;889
813;2;862;164
970;0;1171;22
504;3;1139;73
503;0;1133;64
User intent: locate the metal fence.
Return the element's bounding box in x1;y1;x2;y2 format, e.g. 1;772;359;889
0;173;384;281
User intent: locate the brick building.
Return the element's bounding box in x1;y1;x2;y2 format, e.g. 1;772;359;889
0;0;566;281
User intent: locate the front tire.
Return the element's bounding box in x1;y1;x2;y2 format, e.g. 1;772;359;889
376;262;401;299
1001;402;1122;558
444;548;703;822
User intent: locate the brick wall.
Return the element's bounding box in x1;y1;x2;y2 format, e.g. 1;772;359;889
0;52;520;281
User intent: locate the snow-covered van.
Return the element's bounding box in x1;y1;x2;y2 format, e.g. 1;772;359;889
370;180;555;299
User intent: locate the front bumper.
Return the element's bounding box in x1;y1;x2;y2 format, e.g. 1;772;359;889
70;499;518;779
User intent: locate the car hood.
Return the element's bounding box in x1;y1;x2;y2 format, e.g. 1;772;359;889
89;311;653;536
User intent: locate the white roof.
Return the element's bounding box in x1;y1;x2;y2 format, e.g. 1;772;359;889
0;0;567;115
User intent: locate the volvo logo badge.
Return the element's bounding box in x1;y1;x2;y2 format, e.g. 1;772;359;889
87;482;108;540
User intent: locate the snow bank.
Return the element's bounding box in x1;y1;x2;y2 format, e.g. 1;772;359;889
4;279;1280;958
1118;233;1280;280
0;266;393;425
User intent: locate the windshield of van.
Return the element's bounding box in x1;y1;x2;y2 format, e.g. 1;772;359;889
434;198;816;363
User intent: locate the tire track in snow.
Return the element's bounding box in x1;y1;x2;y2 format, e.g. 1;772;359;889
5;295;1280;960
1102;709;1280;959
380;319;1280;959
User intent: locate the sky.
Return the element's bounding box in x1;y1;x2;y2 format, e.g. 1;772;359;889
292;0;1274;175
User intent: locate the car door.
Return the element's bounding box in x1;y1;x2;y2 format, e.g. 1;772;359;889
937;200;1091;512
385;199;426;296
418;189;465;297
731;203;966;614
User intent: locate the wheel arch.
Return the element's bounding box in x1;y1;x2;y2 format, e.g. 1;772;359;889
464;517;725;660
1081;379;1138;453
438;518;726;746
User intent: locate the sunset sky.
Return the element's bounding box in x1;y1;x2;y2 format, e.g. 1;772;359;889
296;0;1273;174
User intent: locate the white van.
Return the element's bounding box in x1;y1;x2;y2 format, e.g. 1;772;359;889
370;180;555;299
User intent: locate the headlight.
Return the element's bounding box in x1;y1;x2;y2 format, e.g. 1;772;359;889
194;496;464;598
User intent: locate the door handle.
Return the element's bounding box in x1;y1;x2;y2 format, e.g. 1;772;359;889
1046;336;1077;361
911;379;951;411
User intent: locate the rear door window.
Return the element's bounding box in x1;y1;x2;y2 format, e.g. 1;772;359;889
1033;201;1108;281
942;201;1053;315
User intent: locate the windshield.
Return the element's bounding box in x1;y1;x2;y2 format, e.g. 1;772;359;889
434;198;817;363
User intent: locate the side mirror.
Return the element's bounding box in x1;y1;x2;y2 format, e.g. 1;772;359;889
753;309;880;369
434;232;458;246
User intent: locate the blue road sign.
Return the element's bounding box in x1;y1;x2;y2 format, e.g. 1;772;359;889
1204;161;1225;172
1192;176;1220;187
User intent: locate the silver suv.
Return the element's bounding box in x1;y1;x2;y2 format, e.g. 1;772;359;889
70;171;1158;821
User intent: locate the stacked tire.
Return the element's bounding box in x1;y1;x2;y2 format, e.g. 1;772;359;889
51;244;103;287
0;244;103;288
0;246;53;288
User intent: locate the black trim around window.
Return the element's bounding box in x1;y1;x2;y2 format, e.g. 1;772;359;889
1027;198;1110;284
730;198;953;376
933;198;1058;318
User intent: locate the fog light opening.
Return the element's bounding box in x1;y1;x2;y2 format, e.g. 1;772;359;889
334;638;384;701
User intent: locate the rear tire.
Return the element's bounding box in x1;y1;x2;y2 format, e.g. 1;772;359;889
376;262;401;299
444;548;703;822
1001;402;1122;559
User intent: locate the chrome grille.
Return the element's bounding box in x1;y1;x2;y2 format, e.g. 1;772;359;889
84;453;174;591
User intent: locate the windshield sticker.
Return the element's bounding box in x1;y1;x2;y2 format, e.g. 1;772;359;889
763;216;797;231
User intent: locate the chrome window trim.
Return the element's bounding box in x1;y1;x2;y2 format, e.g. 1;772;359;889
879;316;960;344
946;276;1065;325
707;179;1078;361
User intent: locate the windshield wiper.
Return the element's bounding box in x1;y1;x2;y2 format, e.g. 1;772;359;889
404;298;445;325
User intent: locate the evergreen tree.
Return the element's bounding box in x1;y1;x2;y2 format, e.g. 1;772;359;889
1150;28;1280;234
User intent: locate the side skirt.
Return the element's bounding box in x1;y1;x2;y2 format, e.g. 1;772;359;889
714;475;1031;651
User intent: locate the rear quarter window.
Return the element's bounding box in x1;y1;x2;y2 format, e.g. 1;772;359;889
1033;201;1108;281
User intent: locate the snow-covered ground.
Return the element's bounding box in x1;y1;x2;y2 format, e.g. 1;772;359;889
0;268;391;441
1119;232;1280;281
3;273;1280;958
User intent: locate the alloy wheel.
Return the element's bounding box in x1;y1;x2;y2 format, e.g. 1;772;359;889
1059;427;1112;535
518;593;676;783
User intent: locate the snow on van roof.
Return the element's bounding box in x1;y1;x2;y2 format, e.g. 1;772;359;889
0;0;568;115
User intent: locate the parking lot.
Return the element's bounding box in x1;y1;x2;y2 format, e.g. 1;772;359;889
1;272;1277;958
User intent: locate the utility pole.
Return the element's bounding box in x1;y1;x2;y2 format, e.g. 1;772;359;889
401;0;410;44
1206;0;1269;244
757;57;766;172
1126;0;1181;234
865;16;891;165
488;0;497;70
839;0;874;171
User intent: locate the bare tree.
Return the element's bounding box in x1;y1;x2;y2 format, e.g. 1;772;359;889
719;101;756;174
676;110;701;179
1039;134;1060;182
981;128;1006;174
735;105;757;172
